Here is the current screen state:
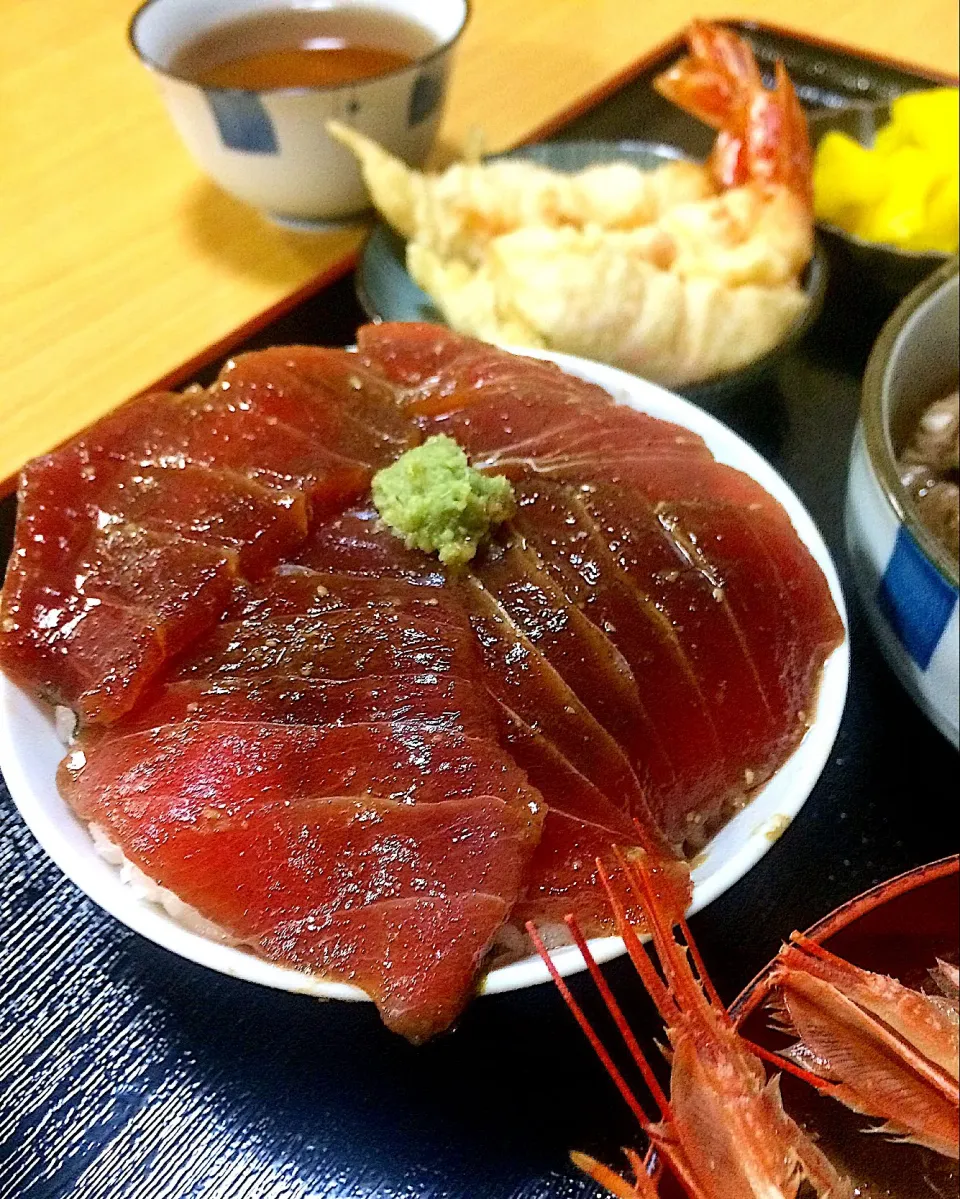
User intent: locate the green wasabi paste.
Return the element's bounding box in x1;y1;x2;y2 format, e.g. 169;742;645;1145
371;435;516;567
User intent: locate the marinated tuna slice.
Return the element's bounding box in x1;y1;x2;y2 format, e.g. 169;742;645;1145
176;605;479;684
237;566;464;627
170;407;371;504
65;721;535;819
489;656;691;936
455;572;650;821
662;500;841;714
579;479;844;841
438;399;709;475
62;558;544;1038
148;566;487;722
0;349;413;723
478;424;711;476
96;463;308;576
123;674;496;738
216;347;418;465
4;518;239;723
508;469;841;844
359;321;608;414
357;322;469;386
298;506;445;584
549;453;784;512
495;705;638;840
511;478;727;825
511;812;653;932
473;536;676;798
62;722;541;1040
492;705;687;935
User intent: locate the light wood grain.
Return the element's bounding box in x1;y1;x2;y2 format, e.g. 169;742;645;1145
1;0;957;487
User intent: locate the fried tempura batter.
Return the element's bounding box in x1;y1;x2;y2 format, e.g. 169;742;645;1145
329;22;815;388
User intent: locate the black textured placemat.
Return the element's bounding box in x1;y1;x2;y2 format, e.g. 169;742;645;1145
2;25;957;1199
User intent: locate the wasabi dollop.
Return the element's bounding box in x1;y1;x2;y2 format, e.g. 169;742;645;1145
372;435;516;567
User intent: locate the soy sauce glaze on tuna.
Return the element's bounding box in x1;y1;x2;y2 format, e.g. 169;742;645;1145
0;324;844;1040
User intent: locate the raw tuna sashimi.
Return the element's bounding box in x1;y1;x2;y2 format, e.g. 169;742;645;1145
61;560;544;1041
0;324;844;1036
0;349;416;724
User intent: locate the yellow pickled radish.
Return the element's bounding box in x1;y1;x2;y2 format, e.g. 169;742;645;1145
890;88;960;154
854;147;938;246
855;192;922;247
872;120;911;158
813;131;886;222
924;174;960;252
813;86;960;250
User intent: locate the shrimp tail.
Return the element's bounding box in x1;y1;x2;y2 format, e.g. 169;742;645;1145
653;19;762;130
769;933;960;1158
653;21;813;204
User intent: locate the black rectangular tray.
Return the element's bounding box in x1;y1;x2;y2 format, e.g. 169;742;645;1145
1;23;956;1199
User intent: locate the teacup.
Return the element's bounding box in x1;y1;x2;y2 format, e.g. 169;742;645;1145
129;0;469;224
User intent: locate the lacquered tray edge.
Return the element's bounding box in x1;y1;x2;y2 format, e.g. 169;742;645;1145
2;20;953;499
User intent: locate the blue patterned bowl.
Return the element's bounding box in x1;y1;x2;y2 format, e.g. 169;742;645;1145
129;0;468;224
846;258;959;746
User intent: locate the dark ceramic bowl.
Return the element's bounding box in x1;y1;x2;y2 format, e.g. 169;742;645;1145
807;101;952;299
355;139;827;409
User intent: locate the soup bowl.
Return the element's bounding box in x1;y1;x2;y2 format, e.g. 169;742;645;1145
129;0;469;224
730;856;959;1196
846;257;959;747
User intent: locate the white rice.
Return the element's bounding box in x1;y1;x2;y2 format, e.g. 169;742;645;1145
54;704;78;745
88;822;240;945
57;704;236;944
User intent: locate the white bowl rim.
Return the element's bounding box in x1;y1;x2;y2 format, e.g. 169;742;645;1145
0;347;849;1004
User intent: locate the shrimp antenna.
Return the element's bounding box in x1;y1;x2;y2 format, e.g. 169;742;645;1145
525;920;654;1130
563;910;671;1117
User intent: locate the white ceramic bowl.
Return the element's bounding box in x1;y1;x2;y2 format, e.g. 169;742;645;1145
846;259;959;747
0;349;849;1001
130;0;468;223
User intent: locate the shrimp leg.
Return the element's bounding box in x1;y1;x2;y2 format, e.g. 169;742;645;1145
768;933;960;1158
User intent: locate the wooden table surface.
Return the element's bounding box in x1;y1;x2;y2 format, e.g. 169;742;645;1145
2;0;958;490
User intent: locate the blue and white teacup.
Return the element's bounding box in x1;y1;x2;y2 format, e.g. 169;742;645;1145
846;259;959;747
129;0;469;224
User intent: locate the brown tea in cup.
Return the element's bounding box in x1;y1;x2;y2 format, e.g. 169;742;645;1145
168;6;437;90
